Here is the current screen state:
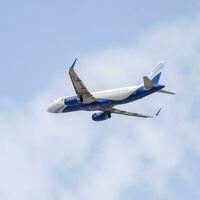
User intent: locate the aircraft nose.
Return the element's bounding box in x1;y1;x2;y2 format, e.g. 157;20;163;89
47;103;56;113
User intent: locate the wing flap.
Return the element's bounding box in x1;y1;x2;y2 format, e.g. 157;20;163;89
108;108;154;118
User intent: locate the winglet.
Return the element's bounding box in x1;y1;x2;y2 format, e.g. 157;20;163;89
70;58;78;69
155;108;162;117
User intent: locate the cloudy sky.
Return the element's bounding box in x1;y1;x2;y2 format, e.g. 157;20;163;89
1;0;200;199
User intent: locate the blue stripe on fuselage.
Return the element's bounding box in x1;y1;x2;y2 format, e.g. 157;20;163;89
62;84;165;113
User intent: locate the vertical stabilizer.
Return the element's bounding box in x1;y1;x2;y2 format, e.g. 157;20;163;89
148;62;165;84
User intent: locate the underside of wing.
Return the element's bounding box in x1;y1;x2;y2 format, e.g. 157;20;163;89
69;59;96;104
108;108;154;118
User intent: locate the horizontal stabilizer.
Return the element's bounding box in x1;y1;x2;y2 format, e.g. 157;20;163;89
143;76;154;89
157;89;176;95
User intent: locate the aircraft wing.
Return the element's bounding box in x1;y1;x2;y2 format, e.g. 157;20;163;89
108;108;159;118
69;59;96;104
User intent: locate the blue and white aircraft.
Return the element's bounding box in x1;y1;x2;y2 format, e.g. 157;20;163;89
47;59;175;121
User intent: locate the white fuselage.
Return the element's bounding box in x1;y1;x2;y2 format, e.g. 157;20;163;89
92;85;138;101
47;85;139;113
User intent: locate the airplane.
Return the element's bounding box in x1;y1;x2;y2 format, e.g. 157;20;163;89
47;59;175;121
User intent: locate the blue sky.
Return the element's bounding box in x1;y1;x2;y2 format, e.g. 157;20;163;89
0;0;199;101
1;1;200;200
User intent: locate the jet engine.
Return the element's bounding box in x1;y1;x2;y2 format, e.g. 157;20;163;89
64;96;80;106
92;111;111;121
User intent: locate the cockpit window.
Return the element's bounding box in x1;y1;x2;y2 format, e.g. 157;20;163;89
54;97;64;103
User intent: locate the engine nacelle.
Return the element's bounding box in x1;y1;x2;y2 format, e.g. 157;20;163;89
64;96;80;106
92;111;111;121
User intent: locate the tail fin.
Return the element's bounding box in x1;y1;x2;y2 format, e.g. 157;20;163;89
143;62;176;95
148;62;165;84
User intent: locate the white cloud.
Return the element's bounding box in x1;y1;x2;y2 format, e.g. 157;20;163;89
1;17;200;200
